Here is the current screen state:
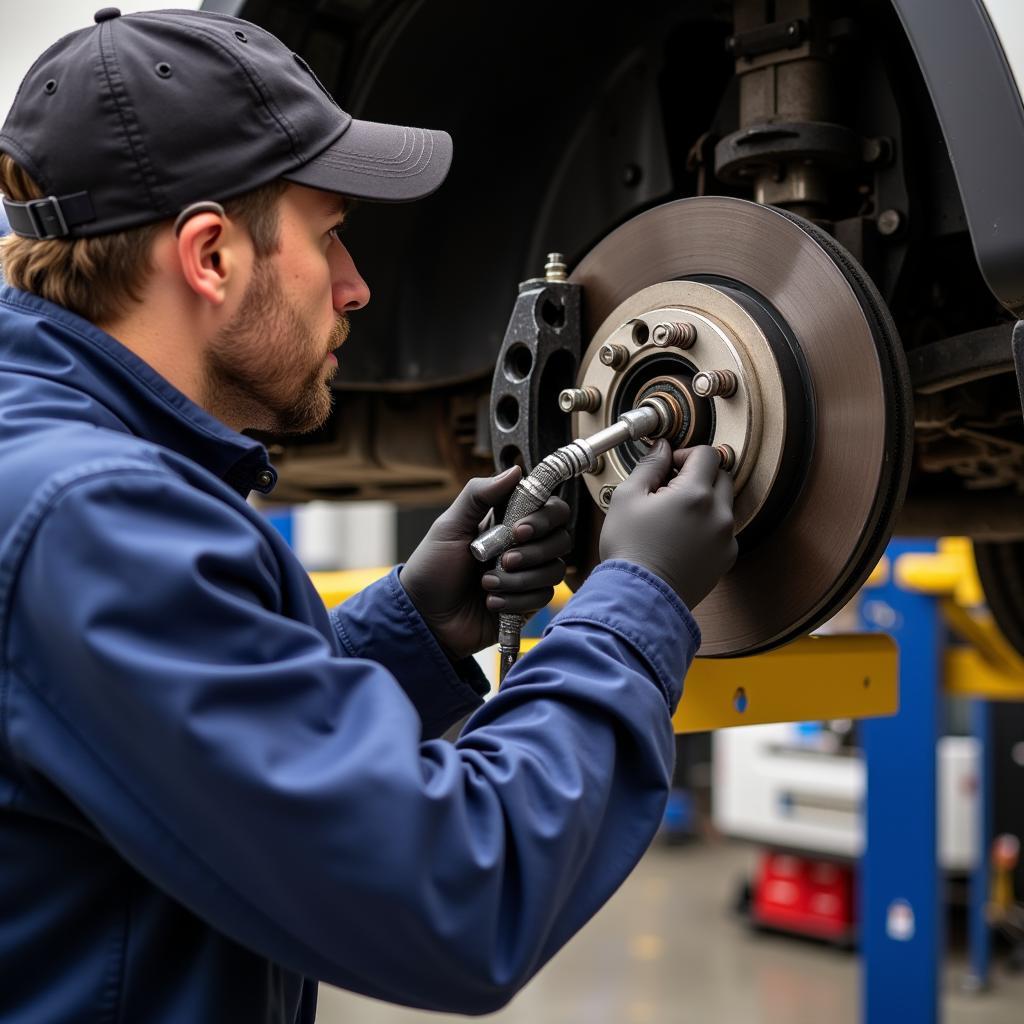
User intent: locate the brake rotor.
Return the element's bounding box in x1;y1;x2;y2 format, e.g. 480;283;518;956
565;196;913;657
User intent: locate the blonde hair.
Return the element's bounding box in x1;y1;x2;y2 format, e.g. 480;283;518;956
0;154;287;324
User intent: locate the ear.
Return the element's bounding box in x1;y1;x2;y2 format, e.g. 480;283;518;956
175;212;242;305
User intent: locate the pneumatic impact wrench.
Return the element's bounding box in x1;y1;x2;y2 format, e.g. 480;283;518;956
470;395;680;682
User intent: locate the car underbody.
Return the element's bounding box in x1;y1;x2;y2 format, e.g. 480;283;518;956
228;0;1024;655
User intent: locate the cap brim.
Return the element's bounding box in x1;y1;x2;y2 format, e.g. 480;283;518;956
282;119;452;202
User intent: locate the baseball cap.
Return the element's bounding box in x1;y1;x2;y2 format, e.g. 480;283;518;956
0;7;453;240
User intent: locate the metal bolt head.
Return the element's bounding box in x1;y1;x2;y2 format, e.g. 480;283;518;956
544;252;568;281
558;386;601;414
652;321;697;349
599;485;616;508
586;455;606;476
599;342;629;369
714;444;736;471
692;369;738;398
877;209;903;237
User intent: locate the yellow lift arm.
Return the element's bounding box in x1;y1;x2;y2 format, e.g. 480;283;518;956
310;539;1023;733
311;566;899;732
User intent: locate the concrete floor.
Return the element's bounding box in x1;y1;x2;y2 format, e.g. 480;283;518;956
315;840;1024;1024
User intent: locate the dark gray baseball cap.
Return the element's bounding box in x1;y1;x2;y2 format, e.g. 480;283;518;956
0;7;453;240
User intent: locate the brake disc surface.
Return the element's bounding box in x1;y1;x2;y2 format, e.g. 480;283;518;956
567;197;913;657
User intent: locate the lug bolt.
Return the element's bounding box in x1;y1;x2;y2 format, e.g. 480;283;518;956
714;444;736;471
652;321;697;349
599;342;630;369
599;485;616;508
558;386;602;414
692;369;738;398
544;252;568;281
586;455;606;476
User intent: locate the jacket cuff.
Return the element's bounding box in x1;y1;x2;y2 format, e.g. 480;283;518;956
329;567;487;738
547;560;700;710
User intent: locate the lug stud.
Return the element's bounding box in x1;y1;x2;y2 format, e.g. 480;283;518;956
558;386;602;414
599;342;629;369
652;321;697;349
544;252;567;281
692;369;738;398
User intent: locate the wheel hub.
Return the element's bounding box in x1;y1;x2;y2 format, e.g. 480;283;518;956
565;196;913;657
573;282;794;533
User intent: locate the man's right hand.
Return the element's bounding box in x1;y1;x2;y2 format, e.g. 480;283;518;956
599;440;737;610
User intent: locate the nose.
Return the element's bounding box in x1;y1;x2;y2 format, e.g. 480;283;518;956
330;240;371;312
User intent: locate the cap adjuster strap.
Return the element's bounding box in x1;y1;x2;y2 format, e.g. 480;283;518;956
28;196;67;238
1;192;95;240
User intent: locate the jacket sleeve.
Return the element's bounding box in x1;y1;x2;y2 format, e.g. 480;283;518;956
329;569;489;739
6;468;699;1015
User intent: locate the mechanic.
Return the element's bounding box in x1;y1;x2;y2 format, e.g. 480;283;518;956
0;8;736;1023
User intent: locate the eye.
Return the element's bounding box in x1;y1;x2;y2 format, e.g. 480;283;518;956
327;220;346;244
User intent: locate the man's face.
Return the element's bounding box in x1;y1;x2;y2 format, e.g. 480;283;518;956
203;184;370;434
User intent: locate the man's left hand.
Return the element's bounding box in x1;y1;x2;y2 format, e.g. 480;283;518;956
400;467;572;662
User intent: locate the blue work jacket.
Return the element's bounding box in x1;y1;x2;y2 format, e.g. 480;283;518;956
0;284;700;1022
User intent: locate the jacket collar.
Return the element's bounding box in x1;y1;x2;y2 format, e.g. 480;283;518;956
0;285;278;497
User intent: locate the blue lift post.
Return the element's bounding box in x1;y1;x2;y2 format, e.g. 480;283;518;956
965;699;993;992
860;539;944;1024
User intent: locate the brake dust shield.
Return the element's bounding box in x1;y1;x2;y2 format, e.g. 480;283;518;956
566;197;913;657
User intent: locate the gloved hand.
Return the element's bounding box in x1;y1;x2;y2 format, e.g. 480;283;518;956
400;467;572;662
600;441;737;610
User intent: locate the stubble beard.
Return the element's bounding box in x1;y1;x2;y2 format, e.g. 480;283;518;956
204;258;349;435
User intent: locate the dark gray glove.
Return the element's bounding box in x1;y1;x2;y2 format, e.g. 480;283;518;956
599;441;737;610
400;467;572;662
